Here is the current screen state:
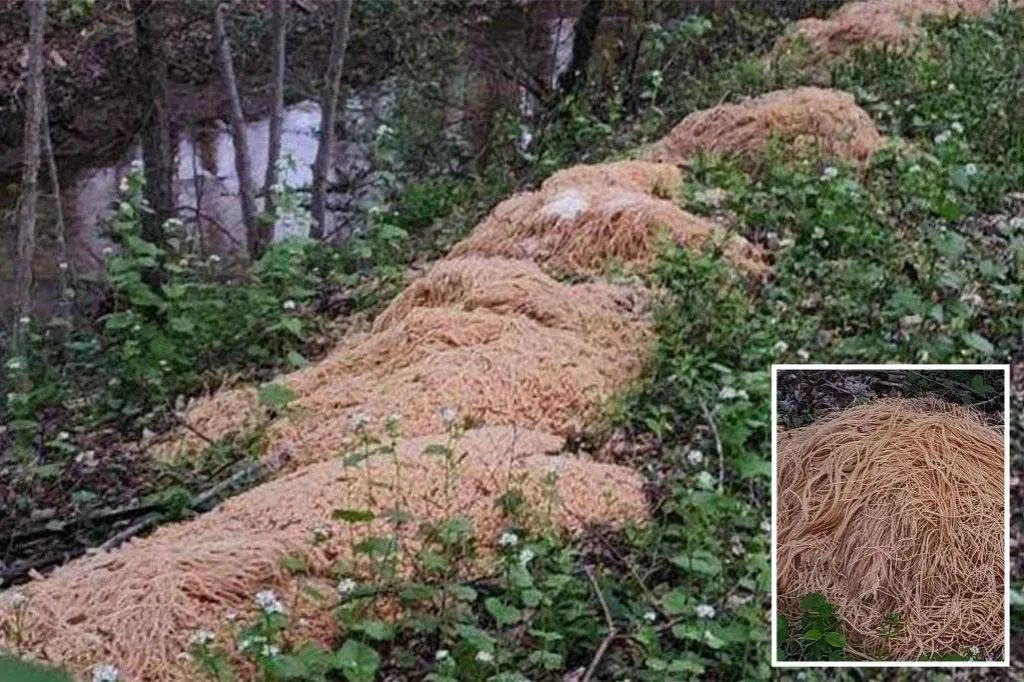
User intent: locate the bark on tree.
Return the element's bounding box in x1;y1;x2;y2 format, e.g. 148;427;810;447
261;0;288;251
11;0;46;353
213;3;260;260
310;0;353;240
558;0;605;95
133;0;175;248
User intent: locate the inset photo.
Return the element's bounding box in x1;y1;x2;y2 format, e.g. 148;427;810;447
771;365;1009;668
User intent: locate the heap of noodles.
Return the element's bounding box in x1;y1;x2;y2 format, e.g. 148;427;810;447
5;428;647;681
447;161;767;277
644;87;886;170
771;0;1022;68
776;398;1005;659
153;257;652;463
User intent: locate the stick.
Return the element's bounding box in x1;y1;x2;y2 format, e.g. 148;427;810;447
582;565;617;682
700;400;725;492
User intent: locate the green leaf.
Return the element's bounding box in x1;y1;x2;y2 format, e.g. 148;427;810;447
671;549;720;576
777;614;790;645
333;639;380;682
804;628;823;642
661;588;689;615
0;655;73;682
170;317;195;335
825;631;847;648
485;597;522;626
961;332;994;355
258;382;296;409
332;508;376;523
354;619;395;642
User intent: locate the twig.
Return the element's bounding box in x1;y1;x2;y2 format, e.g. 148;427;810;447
582;565;617;682
700;400;725;492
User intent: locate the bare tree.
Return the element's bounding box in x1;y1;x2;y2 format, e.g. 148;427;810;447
11;0;47;354
262;0;288;247
310;0;353;240
133;0;175;248
42;104;73;311
213;2;260;260
559;0;605;95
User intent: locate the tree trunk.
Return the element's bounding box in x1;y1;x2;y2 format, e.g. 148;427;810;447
310;0;353;240
213;2;260;261
558;0;605;96
261;0;288;253
11;0;46;353
133;0;175;248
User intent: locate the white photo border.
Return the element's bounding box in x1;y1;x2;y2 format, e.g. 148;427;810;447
770;363;1011;668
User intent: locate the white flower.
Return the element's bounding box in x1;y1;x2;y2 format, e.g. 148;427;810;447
498;532;518;547
1;591;28;610
717;386;748;401
57;431;70;440
685;449;703;466
950;121;964;134
760;519;772;533
821;166;839;180
947;83;956;92
75;450;98;469
695;604;716;619
643;611;657;622
348;412;368;429
92;664;120;682
208;254;222;263
311;526;330;542
226;612;238;622
730;535;746;556
239;634;266;651
934;130;951;144
475;650;495;663
255;590;285;615
440;406;457;426
797;349;811;361
337;578;358;595
518;548;535;565
282;300;296;310
435;649;450;661
58;261;69;271
118;176;130;192
908;164;922;174
964;163;978;176
130;159;144;172
261;644;280;658
772;340;788;355
969;645;981;656
5;358;23;371
18;316;30;325
163;218;183;231
727;594;752;609
102;246;114;256
188;629;215;647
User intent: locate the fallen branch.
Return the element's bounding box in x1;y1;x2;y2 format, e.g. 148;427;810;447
582;565;617;682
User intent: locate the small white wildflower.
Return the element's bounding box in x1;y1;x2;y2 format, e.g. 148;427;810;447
130;159;144;172
643;610;657;622
686;449;704;466
435;649;450;661
163;218;184;231
188;629;215;647
92;664;120;682
440;406;457;426
964;163;978;176
348;412;368;429
1;591;28;610
760;518;772;534
311;526;330;542
261;644;280;658
5;358;23;371
498;532;519;547
950;121;964;134
75;450;98;469
208;254;222;264
695;604;716;619
18;316;30;325
821;166;839;180
102;246;114;256
282;300;296;310
908;164;922;174
178;258;189;267
226;612;238;622
337;578;358;595
255;590;285;615
934;130;951;144
118;176;130;192
947;83;956;92
727;594;752;609
58;261;69;271
239;634;266;651
730;535;746;557
772;340;788;355
969;645;981;656
475;650;495;664
57;431;70;440
797;349;811;361
717;386;748;401
518;548;535;565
